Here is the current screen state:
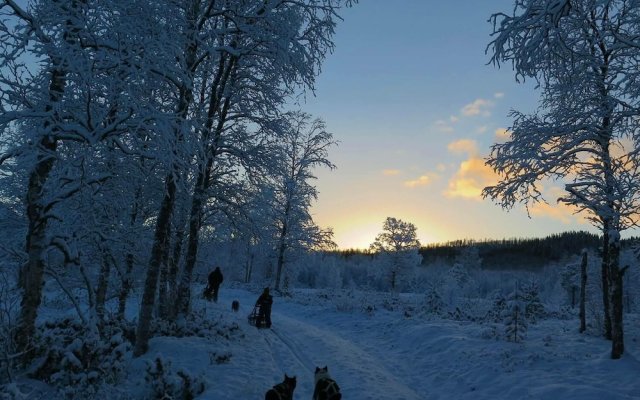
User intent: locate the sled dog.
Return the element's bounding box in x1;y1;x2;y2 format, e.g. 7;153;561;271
265;374;296;400
313;366;341;400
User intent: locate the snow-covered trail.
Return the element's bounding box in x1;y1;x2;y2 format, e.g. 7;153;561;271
266;314;422;399
217;288;422;399
132;287;640;400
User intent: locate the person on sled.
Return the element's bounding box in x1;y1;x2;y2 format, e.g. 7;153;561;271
205;266;223;302
255;287;273;328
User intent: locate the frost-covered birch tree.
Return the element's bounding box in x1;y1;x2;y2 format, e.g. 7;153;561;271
0;0;166;355
370;217;422;291
485;0;640;359
269;111;336;291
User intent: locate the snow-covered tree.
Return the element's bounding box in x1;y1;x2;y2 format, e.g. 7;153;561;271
485;0;640;359
269;111;337;291
561;261;580;308
370;217;422;291
135;0;352;355
521;280;545;323
504;284;527;342
0;0;168;354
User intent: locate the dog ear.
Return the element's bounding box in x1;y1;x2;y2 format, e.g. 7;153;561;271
284;374;289;379
324;365;328;371
315;367;320;373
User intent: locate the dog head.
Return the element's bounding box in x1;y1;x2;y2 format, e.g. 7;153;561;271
314;366;330;383
283;374;296;391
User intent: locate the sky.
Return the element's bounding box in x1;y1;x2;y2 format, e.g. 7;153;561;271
302;0;602;250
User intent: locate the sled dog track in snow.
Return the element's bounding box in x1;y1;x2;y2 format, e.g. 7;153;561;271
270;312;424;400
271;327;315;373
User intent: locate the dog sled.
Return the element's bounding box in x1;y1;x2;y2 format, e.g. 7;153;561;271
248;303;269;328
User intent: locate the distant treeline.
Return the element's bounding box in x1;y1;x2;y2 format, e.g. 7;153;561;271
420;231;603;270
335;231;639;270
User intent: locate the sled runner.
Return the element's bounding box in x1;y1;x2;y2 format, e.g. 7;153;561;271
248;303;269;328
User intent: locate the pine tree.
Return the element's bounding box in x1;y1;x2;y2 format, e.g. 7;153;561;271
504;301;527;343
521;280;545;323
504;284;527;342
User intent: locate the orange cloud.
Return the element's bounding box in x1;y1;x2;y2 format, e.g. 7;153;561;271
383;169;401;176
527;186;585;224
461;98;493;117
528;200;584;224
405;173;437;188
447;139;478;156
445;157;499;199
494;128;510;142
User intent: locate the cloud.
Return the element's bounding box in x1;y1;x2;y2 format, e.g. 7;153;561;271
434;119;454;133
449;115;459;123
476;125;488;134
461;98;494;117
436;163;446;172
527;187;584;224
445;157;498;200
382;169;401;176
528;200;583;224
494;128;510;142
447;139;478;156
494;92;505;99
404;173;438;188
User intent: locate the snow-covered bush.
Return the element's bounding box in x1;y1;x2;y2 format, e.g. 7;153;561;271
29;318;133;398
144;355;205;400
423;284;445;315
485;290;508;323
503;288;527;343
521;281;545;323
504;301;527;343
151;308;240;340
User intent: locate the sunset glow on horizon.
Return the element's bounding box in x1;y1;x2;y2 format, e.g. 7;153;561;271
304;0;606;250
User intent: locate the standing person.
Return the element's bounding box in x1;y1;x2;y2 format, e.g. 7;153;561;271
256;287;273;328
206;266;224;302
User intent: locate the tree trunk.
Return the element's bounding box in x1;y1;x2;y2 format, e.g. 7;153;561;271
133;175;176;357
175;57;236;316
245;250;254;283
579;250;587;333
176;178;206;315
133;0;200;355
17;65;65;354
601;228;612;339
165;222;185;320
118;188;141;320
118;252;134;320
275;211;289;292
609;237;625;359
95;247;111;322
390;269;396;291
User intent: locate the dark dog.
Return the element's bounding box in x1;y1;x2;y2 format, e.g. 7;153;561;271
231;300;239;312
265;374;296;400
313;366;341;400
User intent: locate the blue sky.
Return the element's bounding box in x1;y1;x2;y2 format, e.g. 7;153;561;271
302;0;600;249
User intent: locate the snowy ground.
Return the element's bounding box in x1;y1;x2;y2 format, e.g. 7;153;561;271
119;286;639;400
